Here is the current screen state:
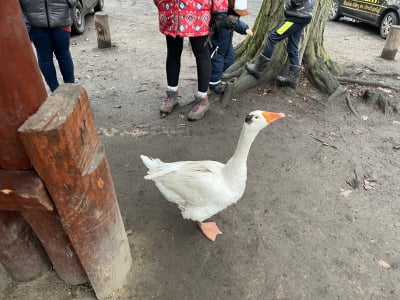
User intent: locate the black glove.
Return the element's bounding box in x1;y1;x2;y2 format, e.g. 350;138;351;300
210;13;233;31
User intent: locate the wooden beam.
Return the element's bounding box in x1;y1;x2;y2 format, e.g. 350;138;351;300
19;84;132;299
22;209;88;285
0;211;51;282
0;0;47;170
0;169;53;211
0;169;88;285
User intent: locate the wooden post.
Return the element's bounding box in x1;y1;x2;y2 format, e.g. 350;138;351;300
0;211;51;282
0;0;47;170
95;12;112;49
381;25;400;60
19;84;132;299
0;170;88;285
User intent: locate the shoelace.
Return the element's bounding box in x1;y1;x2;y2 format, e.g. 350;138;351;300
192;100;201;112
164;96;172;104
192;98;208;112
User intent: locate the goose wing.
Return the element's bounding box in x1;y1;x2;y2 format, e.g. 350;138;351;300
145;160;230;207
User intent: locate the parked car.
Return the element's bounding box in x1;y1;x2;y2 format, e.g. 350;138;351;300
328;0;400;38
71;0;104;34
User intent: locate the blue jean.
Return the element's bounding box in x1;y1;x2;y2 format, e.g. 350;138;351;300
29;27;75;92
209;27;235;84
262;20;307;66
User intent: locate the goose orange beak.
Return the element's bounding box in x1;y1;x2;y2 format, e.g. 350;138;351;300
262;111;285;124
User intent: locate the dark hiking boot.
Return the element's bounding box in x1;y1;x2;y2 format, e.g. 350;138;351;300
209;82;225;94
277;64;302;89
245;54;270;79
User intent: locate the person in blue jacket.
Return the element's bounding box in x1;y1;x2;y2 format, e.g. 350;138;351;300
209;0;253;94
246;0;315;89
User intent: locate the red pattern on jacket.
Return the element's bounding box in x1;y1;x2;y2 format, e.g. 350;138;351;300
154;0;228;37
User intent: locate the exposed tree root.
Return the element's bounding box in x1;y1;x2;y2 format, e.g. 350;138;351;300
345;92;362;120
327;85;347;102
338;77;400;91
220;78;235;108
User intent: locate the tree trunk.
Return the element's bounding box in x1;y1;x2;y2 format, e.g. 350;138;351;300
224;0;340;95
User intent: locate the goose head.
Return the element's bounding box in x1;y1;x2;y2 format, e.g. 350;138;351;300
244;110;285;131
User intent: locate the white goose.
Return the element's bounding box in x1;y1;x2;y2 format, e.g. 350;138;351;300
140;110;284;241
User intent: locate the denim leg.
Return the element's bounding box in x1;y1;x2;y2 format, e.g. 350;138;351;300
223;43;235;72
51;28;75;84
209;27;231;84
29;28;59;92
210;51;224;84
262;22;288;59
262;21;305;62
286;24;306;65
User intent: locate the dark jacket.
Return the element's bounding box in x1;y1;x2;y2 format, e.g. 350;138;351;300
20;0;78;28
284;0;315;24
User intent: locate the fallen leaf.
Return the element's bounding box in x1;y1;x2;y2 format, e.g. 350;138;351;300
377;259;391;269
340;189;352;198
363;179;376;190
377;87;392;93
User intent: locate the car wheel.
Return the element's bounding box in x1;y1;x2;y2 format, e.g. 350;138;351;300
380;11;399;39
94;0;104;12
71;1;85;34
328;0;341;21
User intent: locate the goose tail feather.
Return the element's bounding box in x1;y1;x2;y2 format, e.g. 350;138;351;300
140;155;163;170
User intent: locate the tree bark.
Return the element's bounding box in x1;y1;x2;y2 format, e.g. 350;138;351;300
224;0;340;96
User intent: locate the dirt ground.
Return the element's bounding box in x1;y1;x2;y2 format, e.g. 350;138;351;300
2;1;400;299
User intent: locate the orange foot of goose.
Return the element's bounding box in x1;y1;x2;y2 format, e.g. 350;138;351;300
198;221;222;241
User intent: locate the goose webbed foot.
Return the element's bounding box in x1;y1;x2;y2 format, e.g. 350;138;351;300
198;221;222;241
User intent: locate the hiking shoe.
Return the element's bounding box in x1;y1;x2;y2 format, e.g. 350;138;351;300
209;82;225;94
160;90;179;114
187;95;209;121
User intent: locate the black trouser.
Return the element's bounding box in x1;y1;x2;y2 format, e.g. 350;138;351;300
262;20;307;66
166;35;210;93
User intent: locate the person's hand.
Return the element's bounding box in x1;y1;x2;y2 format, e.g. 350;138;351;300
246;28;253;36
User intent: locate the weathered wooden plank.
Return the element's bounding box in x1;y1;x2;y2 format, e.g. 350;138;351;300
0;0;47;169
0;169;87;284
19;84;132;299
0;169;53;211
22;209;88;285
0;211;51;281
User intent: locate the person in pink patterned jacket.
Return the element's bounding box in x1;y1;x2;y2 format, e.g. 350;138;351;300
154;0;230;121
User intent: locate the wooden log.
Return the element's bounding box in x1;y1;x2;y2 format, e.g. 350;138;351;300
0;0;47;170
0;169;53;211
381;25;400;60
95;12;112;49
0;211;51;282
18;84;132;299
0;169;88;285
22;209;88;285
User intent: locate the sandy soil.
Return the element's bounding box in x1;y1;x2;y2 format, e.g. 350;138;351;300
2;1;400;299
